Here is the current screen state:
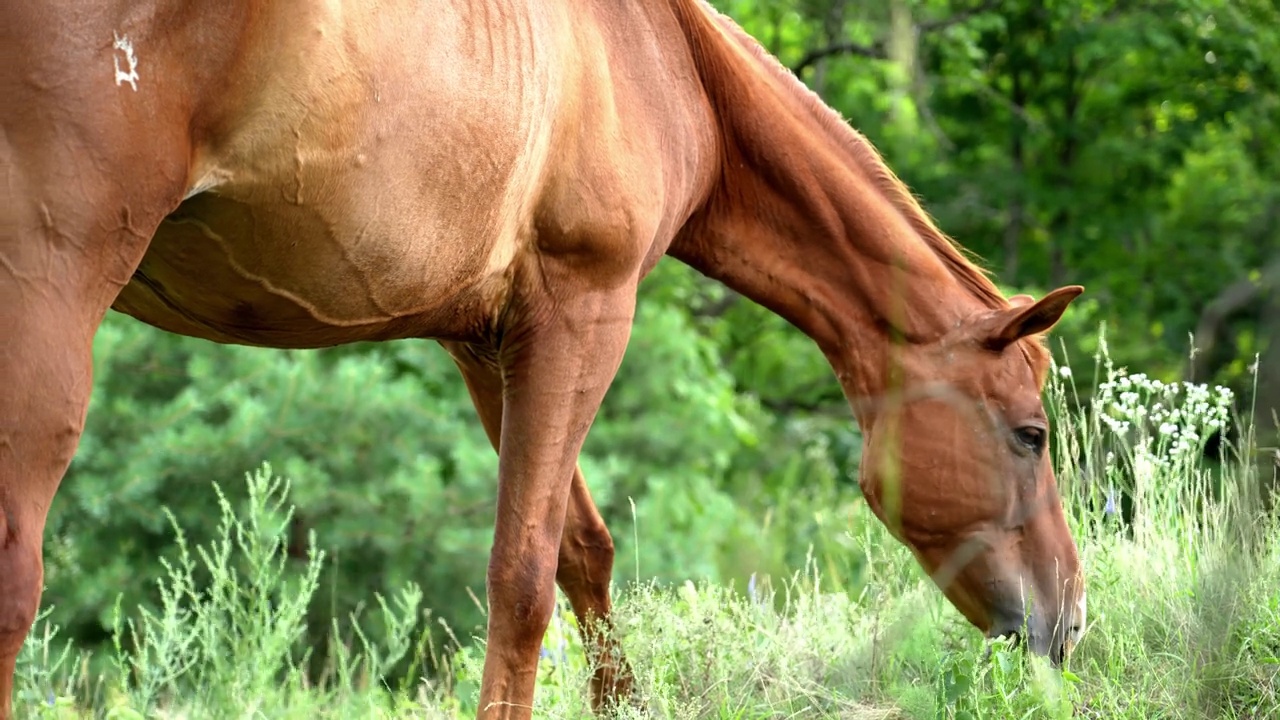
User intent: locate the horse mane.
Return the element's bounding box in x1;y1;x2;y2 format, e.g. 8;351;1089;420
683;0;1009;313
679;0;1052;372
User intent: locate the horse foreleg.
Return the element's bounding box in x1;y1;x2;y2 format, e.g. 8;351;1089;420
444;341;633;714
460;277;636;720
555;468;632;709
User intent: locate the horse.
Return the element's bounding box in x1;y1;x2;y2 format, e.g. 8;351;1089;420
1;1;1087;717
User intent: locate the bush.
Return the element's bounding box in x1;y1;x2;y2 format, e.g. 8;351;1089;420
46;264;854;674
19;345;1279;718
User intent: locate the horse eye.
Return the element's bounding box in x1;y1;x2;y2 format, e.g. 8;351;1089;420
1014;426;1046;455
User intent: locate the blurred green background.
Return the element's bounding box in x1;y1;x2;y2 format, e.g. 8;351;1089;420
42;0;1280;669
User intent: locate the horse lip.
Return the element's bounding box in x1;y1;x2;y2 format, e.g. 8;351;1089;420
986;626;1024;647
986;606;1070;663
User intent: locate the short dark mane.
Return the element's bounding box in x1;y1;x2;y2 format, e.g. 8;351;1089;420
693;0;1009;314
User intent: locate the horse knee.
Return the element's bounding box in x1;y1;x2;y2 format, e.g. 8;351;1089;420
0;407;79;660
558;519;615;591
487;554;559;649
0;534;42;656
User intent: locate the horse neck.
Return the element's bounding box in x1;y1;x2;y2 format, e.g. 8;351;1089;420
668;0;999;420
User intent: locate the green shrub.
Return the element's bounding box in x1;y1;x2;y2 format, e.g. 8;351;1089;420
18;344;1280;718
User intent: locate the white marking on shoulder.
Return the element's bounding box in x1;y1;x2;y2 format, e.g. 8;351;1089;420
112;32;139;91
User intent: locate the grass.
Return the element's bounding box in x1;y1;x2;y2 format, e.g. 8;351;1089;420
16;346;1280;719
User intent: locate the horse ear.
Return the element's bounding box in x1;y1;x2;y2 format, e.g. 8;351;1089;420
1007;294;1036;308
986;286;1084;350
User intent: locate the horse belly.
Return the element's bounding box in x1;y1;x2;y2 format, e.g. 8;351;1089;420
112;188;511;348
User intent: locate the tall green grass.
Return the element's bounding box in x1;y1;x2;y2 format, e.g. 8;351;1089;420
16;346;1279;718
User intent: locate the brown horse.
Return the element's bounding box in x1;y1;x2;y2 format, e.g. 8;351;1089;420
1;0;1087;717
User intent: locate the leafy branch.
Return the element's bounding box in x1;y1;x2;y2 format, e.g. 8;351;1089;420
789;0;1002;76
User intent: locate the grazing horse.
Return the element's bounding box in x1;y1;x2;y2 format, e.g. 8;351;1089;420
1;0;1088;716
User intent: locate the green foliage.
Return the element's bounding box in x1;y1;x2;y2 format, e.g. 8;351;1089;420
20;465;436;719
935;637;1079;720
17;354;1280;717
23;0;1280;716
46;268;850;669
47;314;498;660
720;0;1280;394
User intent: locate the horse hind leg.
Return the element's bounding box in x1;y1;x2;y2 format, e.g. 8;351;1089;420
2;136;182;720
0;287;111;718
555;468;633;710
0;499;48;717
443;341;634;715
